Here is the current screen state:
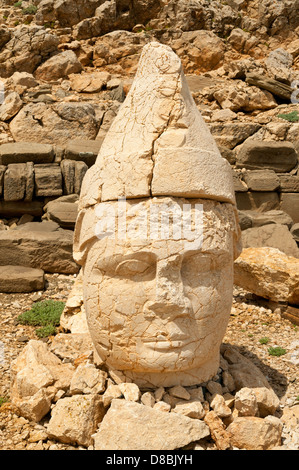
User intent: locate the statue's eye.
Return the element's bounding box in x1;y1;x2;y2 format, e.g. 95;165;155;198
115;259;152;277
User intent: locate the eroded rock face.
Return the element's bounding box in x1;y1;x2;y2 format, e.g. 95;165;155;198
74;42;241;388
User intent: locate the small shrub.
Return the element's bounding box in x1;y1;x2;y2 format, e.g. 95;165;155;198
14;1;22;7
22;5;37;15
268;346;287;357
277;110;299;122
17;300;65;337
259;337;270;345
0;396;8;407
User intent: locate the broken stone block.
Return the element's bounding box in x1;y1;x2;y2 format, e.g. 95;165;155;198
227;416;282;450
234;246;299;305
3;163;26;201
93;399;210;450
0;265;45;293
47;394;105;447
0;142;55;165
243;170;280;192
34;164;63;197
236;141;298;172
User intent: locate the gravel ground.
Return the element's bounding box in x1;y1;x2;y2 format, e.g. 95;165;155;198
0;275;298;450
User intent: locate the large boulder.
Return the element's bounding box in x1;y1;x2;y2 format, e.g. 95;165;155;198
241;223;299;258
93;398;210;450
10;102;99;145
34;51;83;81
0;25;59;78
0;265;45;293
234;247;299;305
236;141;298;172
0;222;79;274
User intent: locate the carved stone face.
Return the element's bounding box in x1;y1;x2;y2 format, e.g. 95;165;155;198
79;198;240;388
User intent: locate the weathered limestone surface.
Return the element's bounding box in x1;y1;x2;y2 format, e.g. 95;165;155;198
74;43;241;388
0;265;45;293
234;247;299;305
93;399;210;450
79;42;235;208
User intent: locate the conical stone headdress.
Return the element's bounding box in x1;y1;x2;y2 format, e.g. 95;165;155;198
74;42;237;262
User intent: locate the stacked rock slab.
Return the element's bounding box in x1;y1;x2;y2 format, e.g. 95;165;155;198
73;42;241;389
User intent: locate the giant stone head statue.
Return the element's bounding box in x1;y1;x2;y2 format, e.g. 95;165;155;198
73;42;242;388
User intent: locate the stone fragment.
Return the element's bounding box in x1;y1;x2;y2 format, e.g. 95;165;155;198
234;387;259;417
246;73;293;100
102;384;122;408
47;394;105;447
204;411;231;450
0;142;54;166
221;344;280;417
153;401;171;412
210;394;232;418
244;210;293;229
35;51;83;81
168;385;191;401
234;247;299;305
236;191;280;212
206;381;223;396
290;223;299;242
141;392;155;407
227;416;283;450
15;388;53;423
0;223;78;274
266;48;293;82
43;196;79;229
61;160;88;194
172;400;205;419
279;175;299;193
0;92;23;121
49;333;93;362
241;224;299;258
243;170;279;192
0;266;44;293
236;141;298;172
63;139;103;167
93;399;210;450
0;165;5;195
34;164;62;197
118;383;141;402
70;362;106;395
10;102;99;145
280;193;299;224
3;163;26;201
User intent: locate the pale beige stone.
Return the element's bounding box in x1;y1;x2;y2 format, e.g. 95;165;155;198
222;344;280;417
234;247;299;304
227;416;283;450
102;384;122;407
234;387;259;417
118;382;141;402
172;400;205;419
93;399;210;450
204;410;231;450
141;391;155;407
153;401;171;412
70;362;107;395
47;394;105;447
210;394;232;418
168;385;191;400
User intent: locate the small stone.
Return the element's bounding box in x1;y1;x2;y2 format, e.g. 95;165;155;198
102;384;122;408
154;387;165;402
204;410;231;450
141;392;155;407
168;385;191;400
210;394;232;418
206;381;223;396
172;400;205;419
234;387;259;417
118;382;141;402
153;401;171;413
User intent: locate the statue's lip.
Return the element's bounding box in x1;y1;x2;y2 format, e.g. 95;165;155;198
142;336;190;349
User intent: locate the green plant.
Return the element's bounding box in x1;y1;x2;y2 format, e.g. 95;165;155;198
277;110;299;122
0;396;8;407
259;337;270;345
22;4;37;14
268;346;287;357
17;300;65;337
14;1;22;7
36;324;57;338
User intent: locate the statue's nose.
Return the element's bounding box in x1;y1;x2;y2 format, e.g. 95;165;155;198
143;255;192;320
